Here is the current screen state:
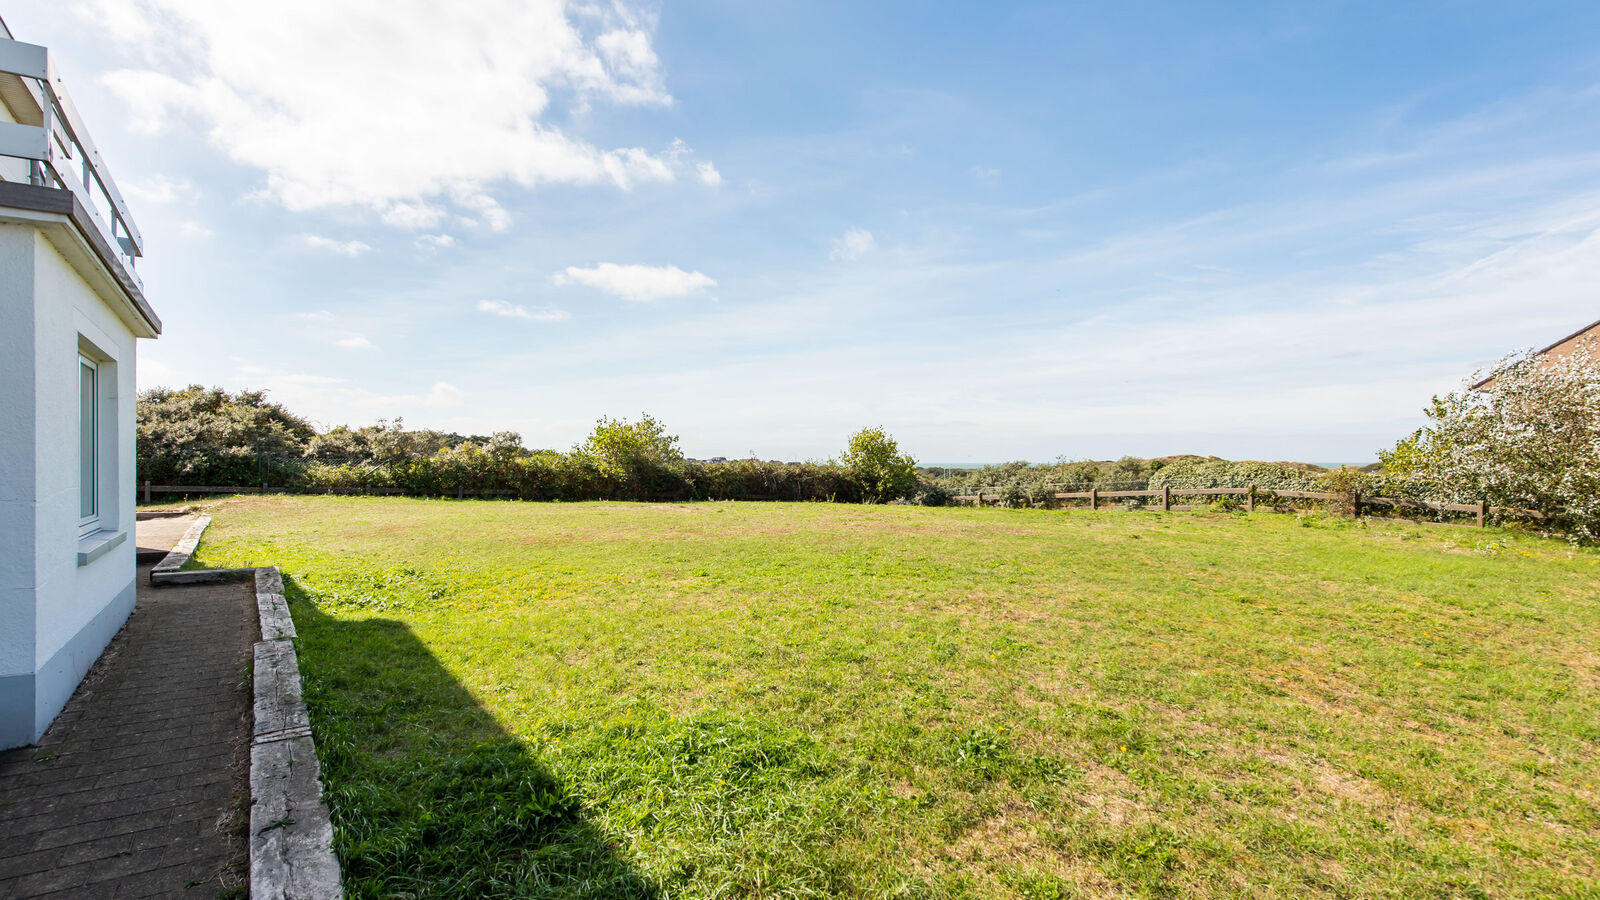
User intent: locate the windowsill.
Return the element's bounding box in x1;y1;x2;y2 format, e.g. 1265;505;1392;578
77;529;127;567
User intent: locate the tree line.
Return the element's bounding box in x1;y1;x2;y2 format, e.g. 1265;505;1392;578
141;338;1600;540
136;387;923;503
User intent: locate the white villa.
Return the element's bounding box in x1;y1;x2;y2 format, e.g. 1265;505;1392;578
0;20;160;749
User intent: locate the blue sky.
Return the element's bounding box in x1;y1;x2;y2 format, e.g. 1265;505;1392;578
13;1;1600;462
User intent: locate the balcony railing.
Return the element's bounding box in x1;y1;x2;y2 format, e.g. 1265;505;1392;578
0;37;142;288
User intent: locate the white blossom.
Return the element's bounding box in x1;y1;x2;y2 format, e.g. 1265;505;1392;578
1389;337;1600;541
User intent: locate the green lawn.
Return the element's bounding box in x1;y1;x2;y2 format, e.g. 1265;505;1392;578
189;496;1600;899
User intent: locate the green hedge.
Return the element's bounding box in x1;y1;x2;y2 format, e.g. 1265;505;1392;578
245;448;869;504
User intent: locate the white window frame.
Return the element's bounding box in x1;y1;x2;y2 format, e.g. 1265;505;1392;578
79;354;100;536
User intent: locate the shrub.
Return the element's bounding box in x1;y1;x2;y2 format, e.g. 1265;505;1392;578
573;414;690;500
922;458;1186;506
1147;459;1327;491
138;385;314;485
841;427;918;503
1379;337;1600;541
907;478;953;507
306;420;495;463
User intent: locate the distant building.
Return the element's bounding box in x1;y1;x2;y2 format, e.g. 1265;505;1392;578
1472;318;1600;391
0;21;160;748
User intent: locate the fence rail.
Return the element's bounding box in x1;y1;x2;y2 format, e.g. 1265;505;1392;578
950;484;1553;529
146;484;262;495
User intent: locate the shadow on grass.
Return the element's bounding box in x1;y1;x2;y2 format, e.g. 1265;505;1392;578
282;575;658;900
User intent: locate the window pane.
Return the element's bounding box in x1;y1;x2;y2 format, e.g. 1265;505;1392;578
81;362;96;520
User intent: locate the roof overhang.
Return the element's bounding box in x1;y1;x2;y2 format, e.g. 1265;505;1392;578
0;181;159;338
1470;317;1600;391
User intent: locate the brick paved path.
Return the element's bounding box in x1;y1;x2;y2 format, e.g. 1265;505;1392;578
0;559;255;898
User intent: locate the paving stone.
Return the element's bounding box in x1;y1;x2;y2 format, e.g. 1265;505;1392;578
29;816;117;851
0;562;254;898
107;860;220;898
0;859;98;895
133;514;199;560
29;886;104;900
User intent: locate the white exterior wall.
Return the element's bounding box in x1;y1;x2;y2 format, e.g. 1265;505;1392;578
0;227;37;743
33;230;138;664
0;223;140;747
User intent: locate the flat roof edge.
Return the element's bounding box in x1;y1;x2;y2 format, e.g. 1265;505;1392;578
0;181;160;335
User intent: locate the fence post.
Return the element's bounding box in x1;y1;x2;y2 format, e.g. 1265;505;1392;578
1246;484;1255;513
1351;490;1361;519
975;491;982;508
1477;499;1487;529
259;453;268;493
1089;488;1098;511
1161;485;1170;512
142;480;151;505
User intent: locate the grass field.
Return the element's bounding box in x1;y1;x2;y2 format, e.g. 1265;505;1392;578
188;496;1600;898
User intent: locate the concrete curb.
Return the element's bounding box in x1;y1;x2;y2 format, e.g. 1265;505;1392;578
147;515;256;586
255;567;297;642
135;508;195;520
249;565;343;899
152;567;258;586
150;514;210;577
150;515;259;586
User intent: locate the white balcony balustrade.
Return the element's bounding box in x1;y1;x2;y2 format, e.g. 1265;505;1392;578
0;37;143;289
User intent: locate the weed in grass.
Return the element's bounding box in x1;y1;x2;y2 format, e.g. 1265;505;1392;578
949;727;1013;780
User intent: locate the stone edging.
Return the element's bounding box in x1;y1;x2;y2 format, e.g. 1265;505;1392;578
249;566;343;899
149;515;267;587
146;515;344;897
151;515;209;574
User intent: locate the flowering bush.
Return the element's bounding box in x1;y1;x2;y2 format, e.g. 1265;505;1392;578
1381;337;1600;541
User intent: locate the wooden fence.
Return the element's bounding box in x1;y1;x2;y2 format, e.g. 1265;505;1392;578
951;485;1551;529
142;480;1552;528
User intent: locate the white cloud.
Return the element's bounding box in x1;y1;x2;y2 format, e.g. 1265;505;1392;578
973;165;1001;182
381;202;447;229
477;299;570;322
124;174;196;205
415;233;457;250
177;220;214;238
295;310;335;322
333;335;376;349
223;367;469;424
553;263;716;302
93;0;711;226
830;227;876;261
696;161;722;187
452;190;513;231
594;24;666;103
427;381;466;406
300;234;372;257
